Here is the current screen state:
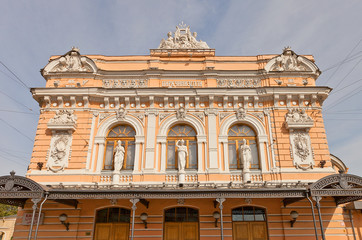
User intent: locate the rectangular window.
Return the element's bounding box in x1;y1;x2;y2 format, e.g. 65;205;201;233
188;141;197;169
228;140;237;169
167;140;176;169
126;141;135;170
104;141;114;170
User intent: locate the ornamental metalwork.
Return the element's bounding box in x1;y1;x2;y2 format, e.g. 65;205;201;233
217;78;261;88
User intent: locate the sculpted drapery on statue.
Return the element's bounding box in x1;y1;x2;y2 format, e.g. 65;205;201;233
114;140;125;171
176;139;188;171
158;22;210;49
239;139;252;172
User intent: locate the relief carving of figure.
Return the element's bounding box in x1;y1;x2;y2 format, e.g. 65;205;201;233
47;132;71;172
49;110;77;125
239;139;252;172
236;107;247;120
285;108;313;123
176;139;188;171
272;47;307;71
114;140;125;171
294;133;310;161
116;107;127;120
55;47;91;72
176;107;186;120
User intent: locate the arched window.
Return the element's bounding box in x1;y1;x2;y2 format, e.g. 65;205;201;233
103;125;136;170
167;125;197;170
228;124;259;170
232;206;267;240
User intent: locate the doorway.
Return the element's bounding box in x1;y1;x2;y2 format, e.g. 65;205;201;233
164;207;199;240
94;207;130;240
232;206;268;240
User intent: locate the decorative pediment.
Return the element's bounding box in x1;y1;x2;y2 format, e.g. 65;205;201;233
265;47;320;75
48;110;77;131
285;108;314;129
158;22;209;49
42;47;97;75
309;172;362;205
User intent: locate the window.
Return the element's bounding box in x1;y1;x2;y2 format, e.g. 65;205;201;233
232;206;266;222
103;125;136;170
96;207;131;223
228;124;259;170
167;125;197;170
164;207;199;222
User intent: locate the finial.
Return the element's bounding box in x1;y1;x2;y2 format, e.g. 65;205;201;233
71;46;80;52
10;170;15;177
283;46;292;52
178;21;187;28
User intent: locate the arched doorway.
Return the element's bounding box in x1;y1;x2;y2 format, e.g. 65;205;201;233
232;206;268;240
164;207;199;240
94;207;130;240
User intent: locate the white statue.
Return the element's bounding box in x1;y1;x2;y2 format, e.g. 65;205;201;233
114;140;125;171
239;139;252;172
176;139;188;171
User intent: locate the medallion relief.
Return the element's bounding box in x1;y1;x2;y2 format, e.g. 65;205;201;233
47;131;72;172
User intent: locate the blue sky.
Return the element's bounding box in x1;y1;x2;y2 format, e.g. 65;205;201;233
0;0;361;176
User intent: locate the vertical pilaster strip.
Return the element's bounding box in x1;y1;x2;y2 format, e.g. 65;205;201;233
144;110;158;171
206;109;218;171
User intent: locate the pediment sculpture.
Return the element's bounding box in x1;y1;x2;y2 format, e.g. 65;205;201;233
264;47;320;75
285;108;314;129
42;47;97;74
158;22;209;49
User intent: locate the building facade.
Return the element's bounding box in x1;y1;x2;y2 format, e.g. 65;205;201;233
0;23;361;240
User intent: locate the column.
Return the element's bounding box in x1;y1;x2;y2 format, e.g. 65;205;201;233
158;136;167;172
130;199;139;240
216;198;225;240
95;137;105;173
133;136;144;173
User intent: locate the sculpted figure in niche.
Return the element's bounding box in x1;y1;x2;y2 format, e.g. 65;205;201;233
114;140;125;171
176;139;188;171
239;139;252;172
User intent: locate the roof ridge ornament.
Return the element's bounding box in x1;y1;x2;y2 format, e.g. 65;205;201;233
158;23;209;49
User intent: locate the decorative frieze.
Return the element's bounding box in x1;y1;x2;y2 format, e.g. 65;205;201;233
217;78;261;88
103;79;148;88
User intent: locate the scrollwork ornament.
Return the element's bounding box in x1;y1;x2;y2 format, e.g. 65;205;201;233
47;131;72;172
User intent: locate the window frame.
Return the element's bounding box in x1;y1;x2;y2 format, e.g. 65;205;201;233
103;125;136;171
228;124;260;170
166;124;198;170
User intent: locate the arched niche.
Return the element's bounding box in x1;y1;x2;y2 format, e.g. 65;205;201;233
94;115;145;173
219;114;269;175
157;114;206;173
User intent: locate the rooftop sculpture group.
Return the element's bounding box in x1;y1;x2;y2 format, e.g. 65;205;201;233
158;22;209;49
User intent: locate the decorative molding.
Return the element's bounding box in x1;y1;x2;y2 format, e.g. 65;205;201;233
176;107;186;120
290;130;314;170
47;131;73;173
250;112;264;122
48;110;77;131
99;112;112;121
285;108;314;129
236;107;247;120
158;22;209;49
103;79;148;88
217;78;261;88
191;112;205;123
116;107;127;120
